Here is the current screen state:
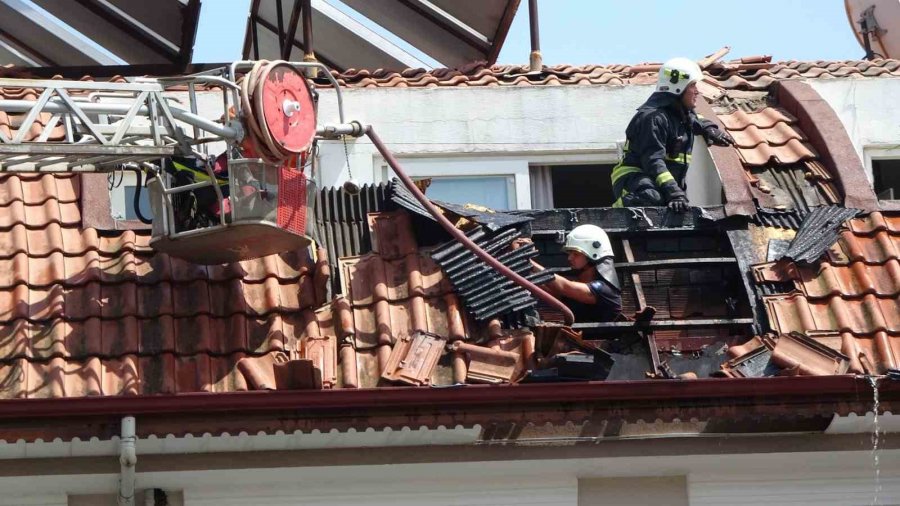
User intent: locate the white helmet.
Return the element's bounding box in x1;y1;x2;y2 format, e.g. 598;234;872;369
656;57;702;95
563;224;614;262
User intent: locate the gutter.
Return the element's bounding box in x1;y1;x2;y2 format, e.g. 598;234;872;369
0;376;887;421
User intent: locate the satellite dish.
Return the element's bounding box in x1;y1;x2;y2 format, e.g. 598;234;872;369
845;0;900;59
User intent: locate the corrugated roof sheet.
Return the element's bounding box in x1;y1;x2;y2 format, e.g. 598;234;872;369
778;206;861;264
430;226;553;327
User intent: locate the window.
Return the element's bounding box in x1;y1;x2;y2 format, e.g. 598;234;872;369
421;175;514;210
530;164;616;209
873;158;900;200
383;158;530;210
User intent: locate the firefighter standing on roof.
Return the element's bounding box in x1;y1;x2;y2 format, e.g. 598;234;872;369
611;57;734;212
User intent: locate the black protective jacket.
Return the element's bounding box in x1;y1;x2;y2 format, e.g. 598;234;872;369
613;92;717;202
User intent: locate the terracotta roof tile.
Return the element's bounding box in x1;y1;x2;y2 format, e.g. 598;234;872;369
729;122;806;148
752;212;900;373
334;210;475;387
830;229;900;264
317;58;900;91
712;98;842;208
718;108;797;130
0;170;329;399
0;175;504;398
735;138;817;166
0;352;275;398
847;212;900;234
766;293;900;334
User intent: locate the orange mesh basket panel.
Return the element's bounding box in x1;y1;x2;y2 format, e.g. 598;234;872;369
277;161;308;235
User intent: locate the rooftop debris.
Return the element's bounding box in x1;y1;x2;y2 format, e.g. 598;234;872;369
777;205;860;264
720;332;851;377
4;57;900;411
389;178;532;232
431;226;554;327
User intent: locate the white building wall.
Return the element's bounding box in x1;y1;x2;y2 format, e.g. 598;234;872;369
808;77;900;182
148;77;900;214
0;443;896;505
312;85;724;208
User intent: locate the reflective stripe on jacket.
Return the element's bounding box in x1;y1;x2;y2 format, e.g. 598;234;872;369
610;92;715;204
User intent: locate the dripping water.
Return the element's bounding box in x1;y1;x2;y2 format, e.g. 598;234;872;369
867;375;882;506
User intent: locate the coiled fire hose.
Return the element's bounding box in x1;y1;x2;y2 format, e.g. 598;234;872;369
240;60;316;165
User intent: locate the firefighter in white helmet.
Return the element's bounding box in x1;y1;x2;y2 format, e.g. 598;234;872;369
611;57;734;212
513;224;622;322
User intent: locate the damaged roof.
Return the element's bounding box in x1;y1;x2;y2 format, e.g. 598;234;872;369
749;211;900;375
0;54;898;443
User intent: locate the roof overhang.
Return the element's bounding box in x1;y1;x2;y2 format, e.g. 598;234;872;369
0;376;890;443
0;0;201;74
244;0;520;71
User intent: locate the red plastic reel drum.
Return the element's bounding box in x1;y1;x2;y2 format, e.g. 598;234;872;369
258;62;317;155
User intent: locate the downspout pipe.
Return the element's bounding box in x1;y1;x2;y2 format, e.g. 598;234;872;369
118;416;136;506
364;126;574;325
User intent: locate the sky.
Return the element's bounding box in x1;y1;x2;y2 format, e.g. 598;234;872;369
192;0;866;66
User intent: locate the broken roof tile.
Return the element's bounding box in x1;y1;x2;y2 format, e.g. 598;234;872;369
756;211;900;373
769;332;851;376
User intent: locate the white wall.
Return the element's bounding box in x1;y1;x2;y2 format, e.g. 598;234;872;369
808;77;900;182
312;85;723;208
1;444;898;505
579;476;689;506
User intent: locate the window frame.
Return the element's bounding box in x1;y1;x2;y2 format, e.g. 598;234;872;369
378;152;621;210
379;156;532;210
863;145;900;202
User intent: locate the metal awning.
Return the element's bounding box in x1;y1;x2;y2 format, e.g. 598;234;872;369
244;0;521;71
0;0;201;72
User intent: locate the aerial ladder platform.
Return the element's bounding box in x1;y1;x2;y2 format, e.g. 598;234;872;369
0;60;576;323
0;60;363;264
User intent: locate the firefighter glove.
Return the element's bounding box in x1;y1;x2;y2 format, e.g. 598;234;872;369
667;195;690;213
703;125;735;147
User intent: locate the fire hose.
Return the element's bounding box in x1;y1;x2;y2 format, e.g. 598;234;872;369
240;60;316;165
239;62;576;324
365;127;575;326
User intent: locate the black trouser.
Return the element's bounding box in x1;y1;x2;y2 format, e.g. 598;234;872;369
618;173;665;207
